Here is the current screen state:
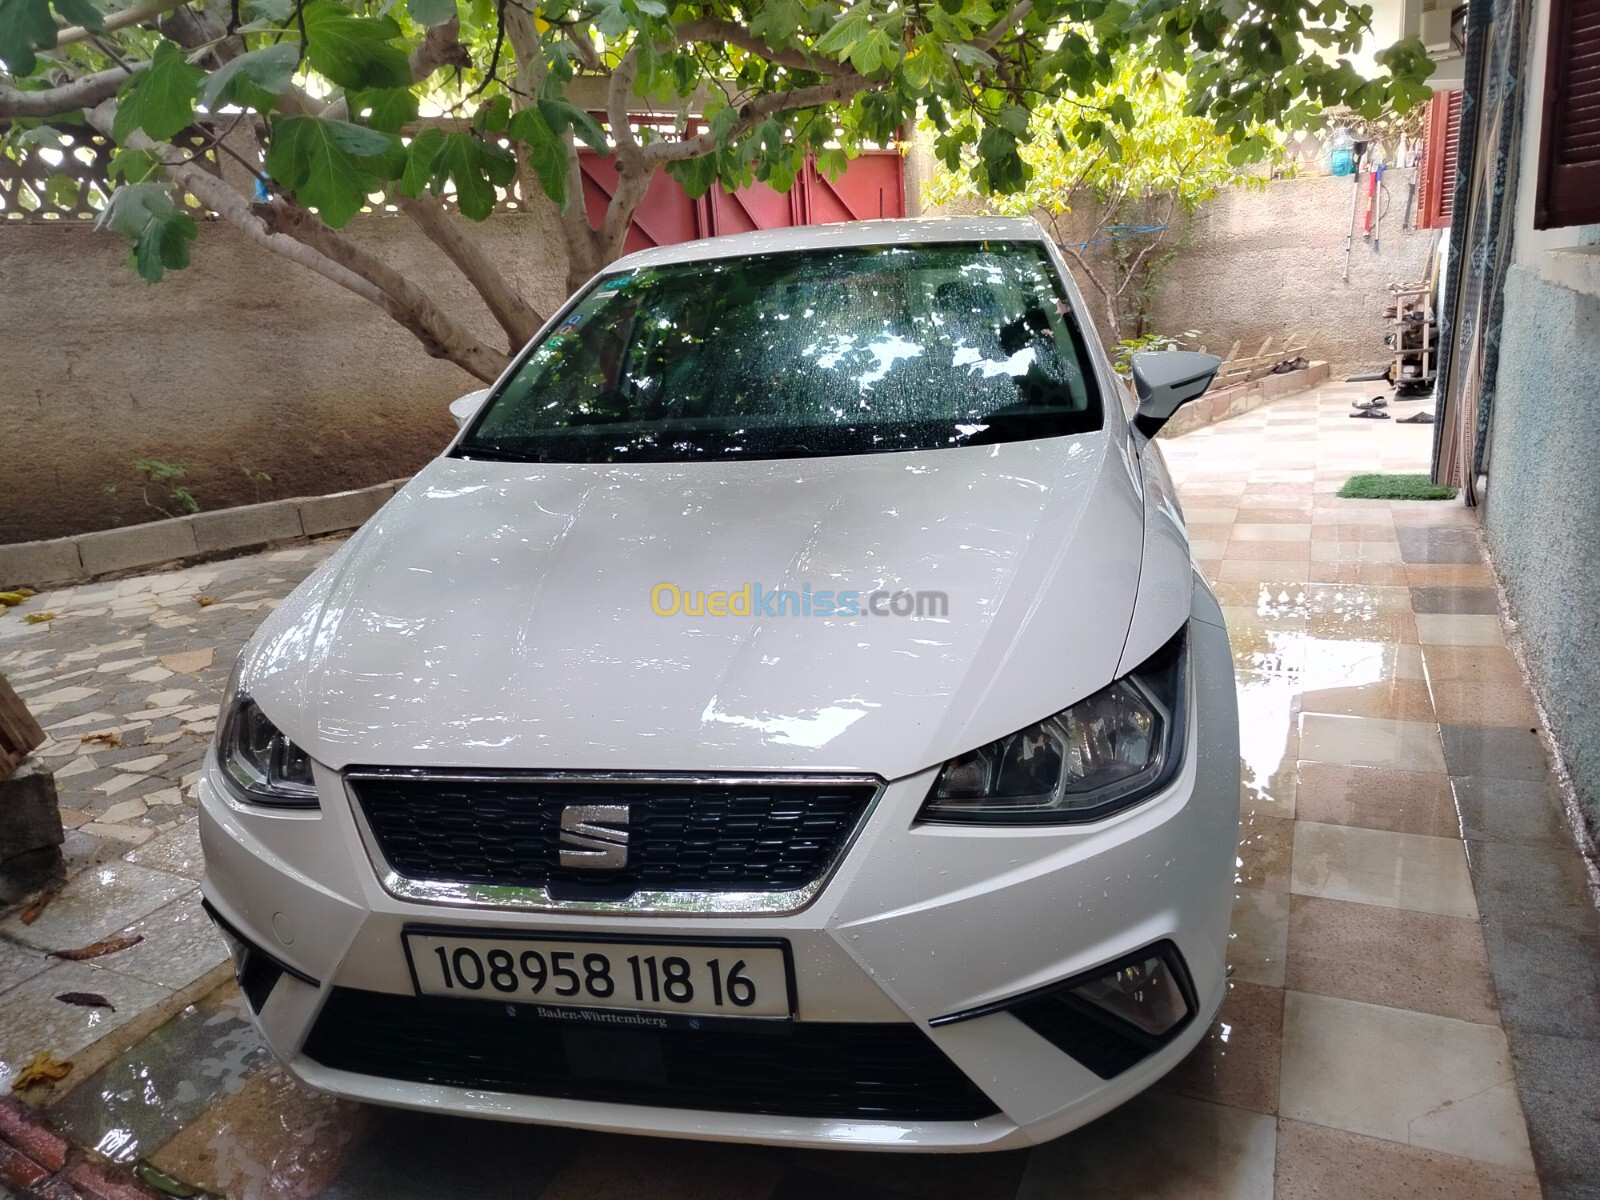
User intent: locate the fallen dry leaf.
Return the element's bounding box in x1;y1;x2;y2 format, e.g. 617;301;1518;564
19;888;59;925
21;611;55;624
81;730;125;748
195;596;215;607
49;934;143;961
12;1052;72;1090
56;992;115;1011
0;591;27;607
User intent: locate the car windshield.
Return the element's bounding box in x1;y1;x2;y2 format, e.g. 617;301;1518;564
456;241;1103;464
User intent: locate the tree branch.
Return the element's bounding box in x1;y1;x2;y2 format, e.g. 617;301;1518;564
1115;238;1159;299
264;199;512;380
85;99;509;382
607;43;643;156
640;72;871;164
589;43;655;265
411;16;472;81
320;14;469;120
673;18;843;74
596;162;650;262
557;130;602;285
55;0;182;45
84;101;387;306
1059;242;1121;338
568;28;601;72
0;64;134;117
396;194;545;348
503;1;600;287
976;0;1035;51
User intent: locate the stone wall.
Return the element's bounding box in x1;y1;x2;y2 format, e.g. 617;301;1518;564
0;209;572;543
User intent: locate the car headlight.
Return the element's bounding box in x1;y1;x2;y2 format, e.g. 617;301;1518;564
919;627;1188;824
216;674;319;808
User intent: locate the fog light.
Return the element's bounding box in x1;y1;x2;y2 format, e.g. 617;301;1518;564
1070;951;1189;1036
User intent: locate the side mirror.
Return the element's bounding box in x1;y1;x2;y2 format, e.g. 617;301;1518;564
449;388;492;430
1130;351;1222;438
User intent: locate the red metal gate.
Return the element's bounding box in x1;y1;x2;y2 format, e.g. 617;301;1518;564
579;149;906;256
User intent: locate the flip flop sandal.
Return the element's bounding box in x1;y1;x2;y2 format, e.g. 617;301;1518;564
1350;408;1391;419
1397;411;1435;424
1352;396;1388;410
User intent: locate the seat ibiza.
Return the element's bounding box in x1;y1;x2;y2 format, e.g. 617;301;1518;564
200;217;1239;1151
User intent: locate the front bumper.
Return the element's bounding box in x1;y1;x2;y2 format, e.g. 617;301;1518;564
198;591;1238;1151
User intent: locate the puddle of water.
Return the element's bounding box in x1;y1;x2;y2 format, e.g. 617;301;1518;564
47;989;269;1165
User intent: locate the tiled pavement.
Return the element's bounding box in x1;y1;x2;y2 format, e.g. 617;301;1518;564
0;547;343;1098
2;382;1597;1199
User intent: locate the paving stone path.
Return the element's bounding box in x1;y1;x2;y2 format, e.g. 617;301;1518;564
0;543;344;1094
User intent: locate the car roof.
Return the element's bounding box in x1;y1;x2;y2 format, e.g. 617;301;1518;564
602;216;1051;274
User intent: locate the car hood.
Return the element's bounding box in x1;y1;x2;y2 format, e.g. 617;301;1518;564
244;436;1146;780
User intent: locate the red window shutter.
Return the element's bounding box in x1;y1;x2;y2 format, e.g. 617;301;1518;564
1535;0;1600;228
1417;89;1464;229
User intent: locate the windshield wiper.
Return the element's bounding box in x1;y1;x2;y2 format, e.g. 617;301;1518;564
454;443;549;463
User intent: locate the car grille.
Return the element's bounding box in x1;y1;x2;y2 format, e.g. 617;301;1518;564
303;988;999;1122
348;772;878;900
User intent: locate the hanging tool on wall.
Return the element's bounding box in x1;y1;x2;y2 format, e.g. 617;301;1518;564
1362;157;1379;243
1341;140;1369;282
1372;161;1385;253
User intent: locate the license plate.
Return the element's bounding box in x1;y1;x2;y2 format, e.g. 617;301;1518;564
403;930;794;1019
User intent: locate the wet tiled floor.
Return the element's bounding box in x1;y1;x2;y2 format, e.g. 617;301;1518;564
2;383;1596;1198
0;547;341;1088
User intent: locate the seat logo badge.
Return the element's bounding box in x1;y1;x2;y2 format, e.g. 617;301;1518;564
558;805;630;870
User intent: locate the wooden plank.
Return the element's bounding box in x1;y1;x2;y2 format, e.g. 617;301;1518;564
1217;342;1309;372
0;673;46;780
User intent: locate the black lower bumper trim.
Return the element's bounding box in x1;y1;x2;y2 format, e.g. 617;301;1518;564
303;987;1000;1122
931;940;1198;1080
200;898;320;1013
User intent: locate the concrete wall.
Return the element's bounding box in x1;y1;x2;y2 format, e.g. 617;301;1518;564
1480;0;1600;836
0;208;572;543
4;152;1435;543
912;136;1440;372
1484;267;1600;834
1146;170;1440;374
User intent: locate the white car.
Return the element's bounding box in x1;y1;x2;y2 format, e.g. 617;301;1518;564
199;217;1238;1152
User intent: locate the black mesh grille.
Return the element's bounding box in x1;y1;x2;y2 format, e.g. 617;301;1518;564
349;773;877;897
303;988;999;1122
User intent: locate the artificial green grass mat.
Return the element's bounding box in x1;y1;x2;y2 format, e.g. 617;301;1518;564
1338;473;1458;500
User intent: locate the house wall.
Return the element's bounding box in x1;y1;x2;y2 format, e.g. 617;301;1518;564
0;210;573;544
1481;0;1600;834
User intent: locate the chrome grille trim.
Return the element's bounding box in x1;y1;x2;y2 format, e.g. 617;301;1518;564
344;768;886;917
